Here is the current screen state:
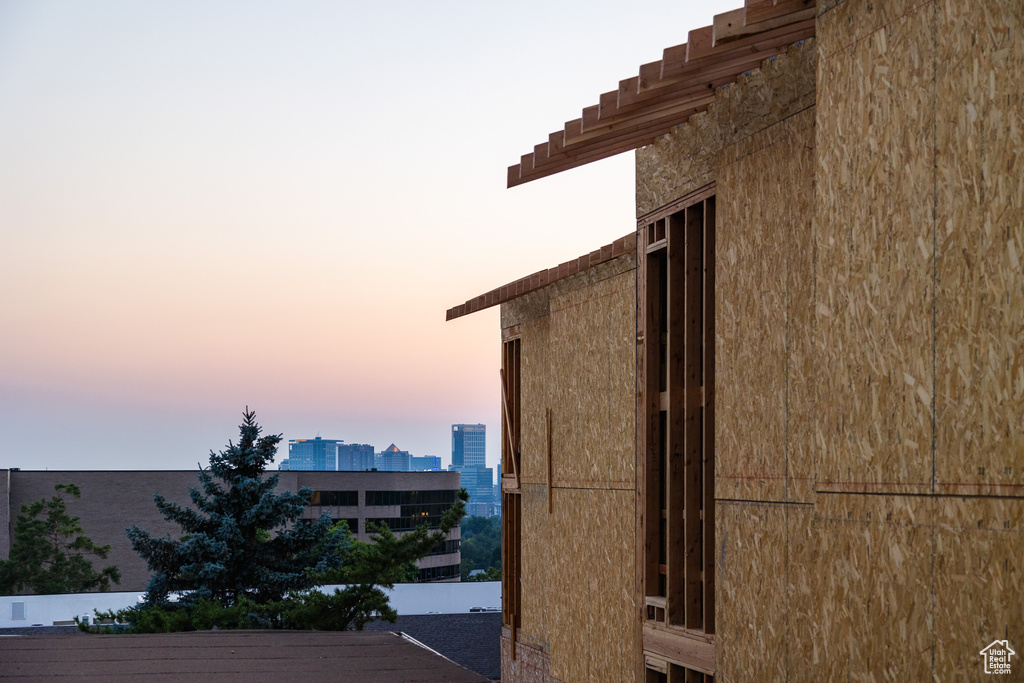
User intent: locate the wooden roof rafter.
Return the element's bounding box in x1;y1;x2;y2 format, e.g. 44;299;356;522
507;0;815;188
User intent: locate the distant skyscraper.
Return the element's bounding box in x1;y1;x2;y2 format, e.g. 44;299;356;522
451;424;486;468
287;437;339;471
337;443;375;471
376;444;412;472
451;424;493;516
410;455;442;471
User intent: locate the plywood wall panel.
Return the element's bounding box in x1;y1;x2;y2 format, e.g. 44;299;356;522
549;270;635;490
717;124;790;504
715;501;789;681
934;1;1024;497
520;316;551;486
716;107;817;504
810;494;934;681
520;482;552;654
637;39;816;217
545;487;636;683
815;1;935;495
785;111;818;504
932;497;1024;677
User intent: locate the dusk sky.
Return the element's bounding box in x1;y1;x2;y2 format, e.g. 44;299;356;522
0;1;731;473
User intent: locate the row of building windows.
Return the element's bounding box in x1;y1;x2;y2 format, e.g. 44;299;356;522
429;539;461;556
417;563;460;582
310;490;359;506
365;489;458;506
366;515;446;532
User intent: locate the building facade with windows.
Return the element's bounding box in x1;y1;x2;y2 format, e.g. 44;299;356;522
337;443;375;471
285;437;340;471
0;469;463;591
451;424;495;517
447;2;1022;681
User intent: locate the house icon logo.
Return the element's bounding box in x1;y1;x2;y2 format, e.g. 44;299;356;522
980;640;1016;675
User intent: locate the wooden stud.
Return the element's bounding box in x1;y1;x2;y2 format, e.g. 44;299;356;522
667;211;687;626
702;197;716;635
683;203;704;630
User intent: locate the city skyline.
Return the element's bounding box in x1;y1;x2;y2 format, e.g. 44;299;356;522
0;1;732;472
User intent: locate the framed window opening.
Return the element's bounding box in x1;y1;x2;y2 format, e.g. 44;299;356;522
638;188;716;680
501;334;522;658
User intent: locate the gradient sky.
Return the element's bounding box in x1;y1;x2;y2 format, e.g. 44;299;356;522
0;0;732;473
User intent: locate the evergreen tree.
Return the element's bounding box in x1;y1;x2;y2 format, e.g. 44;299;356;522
0;484;120;594
126;409;339;606
282;493;467;630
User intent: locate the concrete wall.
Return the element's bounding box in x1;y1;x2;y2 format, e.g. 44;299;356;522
1;470;462;593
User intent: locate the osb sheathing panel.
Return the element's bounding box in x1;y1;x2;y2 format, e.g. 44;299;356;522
636;39;817;216
716;107;816;504
513;259;637;682
542;487;635;683
503;289;550;329
932;497;1024;678
520;313;552;487
720;495;1022;681
548;269;636;489
715;501;791;681
810;494;935;680
815;0;936;494
934;2;1024;496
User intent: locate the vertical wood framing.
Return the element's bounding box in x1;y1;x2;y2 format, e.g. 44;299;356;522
501;338;522;658
640;186;716;674
683;203;704;630
642;232;665;600
702;197;716;634
666;214;687;625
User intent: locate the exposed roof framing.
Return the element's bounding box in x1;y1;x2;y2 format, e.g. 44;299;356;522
506;0;816;188
446;233;636;322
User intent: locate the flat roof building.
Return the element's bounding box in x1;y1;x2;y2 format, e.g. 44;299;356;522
0;469;463;592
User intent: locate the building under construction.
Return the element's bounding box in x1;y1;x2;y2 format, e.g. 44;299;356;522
448;1;1022;680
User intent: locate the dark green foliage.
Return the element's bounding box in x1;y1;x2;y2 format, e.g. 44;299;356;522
126;409;340;606
82;597;268;633
90;489;467;633
0;484;120;594
465;566;500;582
459;515;500;581
313;488;469;630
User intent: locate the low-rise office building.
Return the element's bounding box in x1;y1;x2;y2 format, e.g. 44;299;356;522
0;469;462;593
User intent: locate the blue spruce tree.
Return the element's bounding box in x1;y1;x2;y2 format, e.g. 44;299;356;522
127;409;339;606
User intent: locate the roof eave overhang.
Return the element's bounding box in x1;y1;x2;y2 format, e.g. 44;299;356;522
506;0;816;188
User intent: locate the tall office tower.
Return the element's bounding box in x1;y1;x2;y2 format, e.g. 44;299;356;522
451;424;486;468
451;424;493;515
337;443;375;471
287;437;340;471
376;444;412;472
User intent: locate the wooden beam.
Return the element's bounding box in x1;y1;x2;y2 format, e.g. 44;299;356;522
711;8;746;45
661;18;814;80
715;5;816;44
683;203;704;630
744;0;814;25
702;197;716;635
642;623;715;675
666;211;686;626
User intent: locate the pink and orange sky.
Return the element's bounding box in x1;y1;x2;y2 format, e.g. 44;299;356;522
0;1;731;472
